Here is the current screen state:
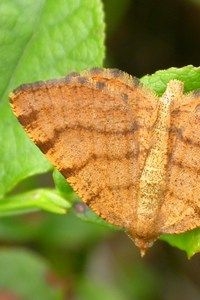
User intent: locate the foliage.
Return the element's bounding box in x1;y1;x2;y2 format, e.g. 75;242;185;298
0;0;104;197
0;1;200;296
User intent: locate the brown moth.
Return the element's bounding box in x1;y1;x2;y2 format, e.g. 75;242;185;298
10;68;200;256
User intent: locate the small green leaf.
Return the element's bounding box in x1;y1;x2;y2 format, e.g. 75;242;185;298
53;170;75;201
0;0;105;196
141;65;200;95
0;188;70;216
160;229;200;258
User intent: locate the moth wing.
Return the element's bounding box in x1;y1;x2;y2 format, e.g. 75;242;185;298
10;68;159;230
160;92;200;234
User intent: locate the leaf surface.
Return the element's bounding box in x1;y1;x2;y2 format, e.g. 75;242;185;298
0;0;105;196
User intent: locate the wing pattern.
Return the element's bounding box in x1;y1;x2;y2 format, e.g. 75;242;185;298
10;68;159;229
161;92;200;233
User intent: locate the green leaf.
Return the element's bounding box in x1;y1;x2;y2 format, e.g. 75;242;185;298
53;170;75;201
160;229;200;258
0;188;70;216
141;65;200;257
0;0;105;196
141;65;200;95
0;249;63;299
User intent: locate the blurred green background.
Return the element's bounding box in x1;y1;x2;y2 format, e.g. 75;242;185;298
1;0;200;299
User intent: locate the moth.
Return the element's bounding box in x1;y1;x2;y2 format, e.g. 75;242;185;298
10;68;200;255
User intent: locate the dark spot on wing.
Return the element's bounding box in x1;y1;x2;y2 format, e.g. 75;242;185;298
171;108;181;116
121;93;128;101
64;72;79;83
131;76;140;86
96;81;106;89
77;76;88;84
193;89;200;97
109;68;125;77
12;81;45;94
89;67;104;74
